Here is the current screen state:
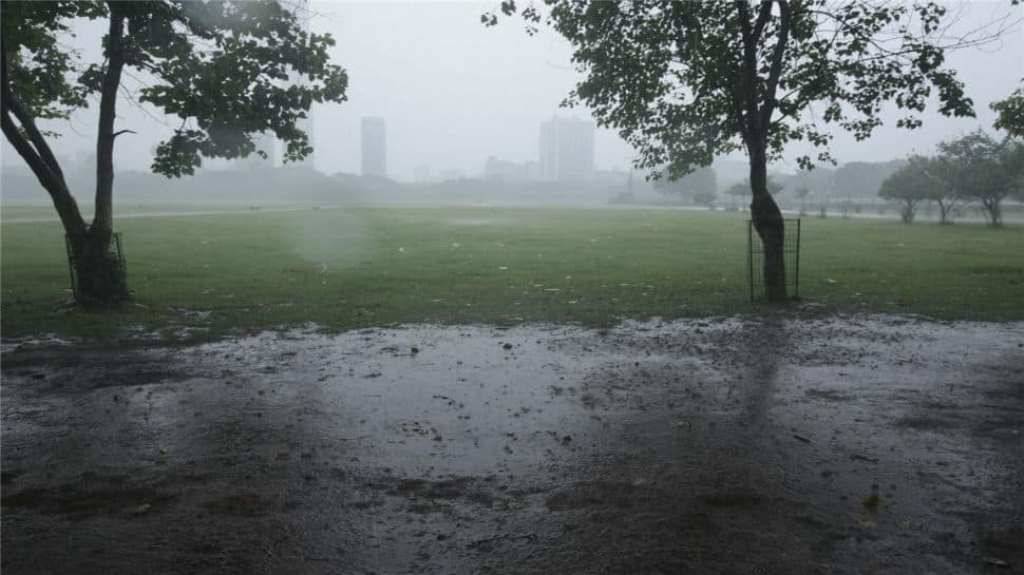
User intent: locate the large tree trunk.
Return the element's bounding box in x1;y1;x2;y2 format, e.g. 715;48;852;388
67;229;129;306
90;8;127;259
66;7;130;306
748;143;787;302
900;200;916;224
937;199;951;224
983;198;1002;227
1;7;130;307
69;5;130;306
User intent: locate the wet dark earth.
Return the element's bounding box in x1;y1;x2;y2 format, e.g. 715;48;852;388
2;316;1022;574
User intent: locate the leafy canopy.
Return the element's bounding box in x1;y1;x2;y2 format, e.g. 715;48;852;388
3;1;348;177
489;1;988;181
878;156;934;203
937;131;1009;198
992;85;1024;139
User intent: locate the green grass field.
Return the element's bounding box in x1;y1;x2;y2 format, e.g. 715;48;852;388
2;205;1022;339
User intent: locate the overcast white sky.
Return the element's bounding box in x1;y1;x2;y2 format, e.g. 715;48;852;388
3;1;1023;180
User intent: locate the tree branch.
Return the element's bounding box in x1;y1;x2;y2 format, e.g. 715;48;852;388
752;0;774;44
112;129;136;138
93;3;127;234
760;0;791;130
2;35;86;236
1;44;68;184
734;0;761;140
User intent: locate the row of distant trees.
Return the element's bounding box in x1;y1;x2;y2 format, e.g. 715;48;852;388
651;134;1024;224
879;131;1024;226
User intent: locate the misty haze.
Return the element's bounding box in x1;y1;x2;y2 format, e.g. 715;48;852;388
2;1;1023;574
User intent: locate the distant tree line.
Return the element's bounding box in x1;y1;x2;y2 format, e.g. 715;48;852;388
879;130;1024;226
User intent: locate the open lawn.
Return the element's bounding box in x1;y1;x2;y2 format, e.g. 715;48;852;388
2;205;1023;338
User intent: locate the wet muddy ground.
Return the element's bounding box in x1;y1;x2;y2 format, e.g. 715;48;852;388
2;316;1022;574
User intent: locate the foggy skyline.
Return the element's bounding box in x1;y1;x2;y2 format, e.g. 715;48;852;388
2;1;1022;181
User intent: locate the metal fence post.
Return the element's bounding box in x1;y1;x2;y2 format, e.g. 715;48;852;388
747;220;754;302
794;219;801;299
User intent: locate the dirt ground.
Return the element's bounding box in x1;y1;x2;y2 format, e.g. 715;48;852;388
2;316;1022;574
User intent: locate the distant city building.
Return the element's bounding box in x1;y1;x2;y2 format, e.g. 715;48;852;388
413;165;432;183
439;169;465;181
539;116;595;182
484;157;538;182
490;157;542;181
361;117;387;177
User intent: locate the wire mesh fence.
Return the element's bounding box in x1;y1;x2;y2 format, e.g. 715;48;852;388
748;219;800;302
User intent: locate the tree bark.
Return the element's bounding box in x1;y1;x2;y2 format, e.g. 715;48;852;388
67;230;129;306
983;198;1002;227
735;0;790;303
900;200;917;223
94;6;127;238
748;141;787;301
62;6;132;306
937;199;950;224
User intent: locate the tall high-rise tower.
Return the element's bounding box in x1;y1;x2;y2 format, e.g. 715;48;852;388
361;117;387;177
539;116;595;182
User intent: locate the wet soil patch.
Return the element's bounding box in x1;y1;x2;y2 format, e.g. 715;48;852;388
2;316;1022;574
2;479;176;519
203;493;278;517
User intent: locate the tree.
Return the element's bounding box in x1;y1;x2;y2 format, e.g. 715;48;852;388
726;180;750;210
938;131;1018;227
654;166;717;204
992;85;1024;138
693;188;717;208
913;155;960;224
489;1;1004;300
833;160;904;202
725;177;781;209
878;157;932;223
2;1;348;305
794;185;810;215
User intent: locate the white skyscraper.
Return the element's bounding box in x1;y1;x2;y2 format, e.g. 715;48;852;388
361;117;387;177
539;116;595;182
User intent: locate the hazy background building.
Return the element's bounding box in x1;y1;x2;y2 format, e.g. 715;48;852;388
361;117;387;177
539;117;595;182
484;156;539;182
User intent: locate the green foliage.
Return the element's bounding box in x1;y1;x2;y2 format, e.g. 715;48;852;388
879;157;933;223
879;158;934;202
3;0;348;177
653;166;717;200
490;1;976;178
833;161;906;200
992;85;1024;138
1;2;108;122
693;189;717;207
937;130;1019;226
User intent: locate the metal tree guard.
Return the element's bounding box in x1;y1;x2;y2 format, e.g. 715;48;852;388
65;233;126;301
748;219;800;302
